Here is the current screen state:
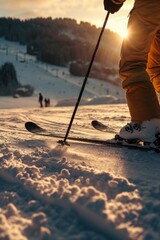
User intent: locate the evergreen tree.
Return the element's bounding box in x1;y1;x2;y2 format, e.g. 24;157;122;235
0;62;20;95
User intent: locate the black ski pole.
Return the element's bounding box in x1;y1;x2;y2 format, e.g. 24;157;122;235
59;11;110;145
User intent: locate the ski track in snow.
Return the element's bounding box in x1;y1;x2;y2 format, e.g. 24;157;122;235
0;105;160;240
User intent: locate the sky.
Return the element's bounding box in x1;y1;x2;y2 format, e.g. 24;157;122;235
0;0;134;38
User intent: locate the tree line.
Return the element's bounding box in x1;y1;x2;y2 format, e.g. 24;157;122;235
0;17;122;67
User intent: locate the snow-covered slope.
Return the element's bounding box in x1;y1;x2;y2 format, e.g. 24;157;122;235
0;38;125;109
0;104;160;240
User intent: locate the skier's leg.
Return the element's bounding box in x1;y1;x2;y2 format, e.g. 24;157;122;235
119;0;160;122
147;29;160;96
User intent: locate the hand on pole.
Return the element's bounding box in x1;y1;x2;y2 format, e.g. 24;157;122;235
103;0;124;13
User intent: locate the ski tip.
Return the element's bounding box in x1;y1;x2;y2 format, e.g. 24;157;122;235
91;120;104;128
25;121;36;129
91;120;112;133
25;121;43;132
91;120;99;125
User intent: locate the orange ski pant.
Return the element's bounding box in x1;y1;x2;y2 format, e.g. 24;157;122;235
119;0;160;122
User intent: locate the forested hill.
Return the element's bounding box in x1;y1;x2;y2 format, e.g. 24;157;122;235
0;17;122;67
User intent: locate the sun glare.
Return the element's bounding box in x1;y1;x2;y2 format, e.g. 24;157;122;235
113;22;128;39
119;28;128;39
108;17;129;39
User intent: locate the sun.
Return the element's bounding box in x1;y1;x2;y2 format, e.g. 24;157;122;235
108;16;129;39
109;24;128;39
118;28;128;39
113;24;128;39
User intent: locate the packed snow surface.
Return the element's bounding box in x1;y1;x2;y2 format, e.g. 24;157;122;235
0;104;160;240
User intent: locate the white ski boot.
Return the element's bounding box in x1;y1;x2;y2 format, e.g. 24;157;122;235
119;119;160;143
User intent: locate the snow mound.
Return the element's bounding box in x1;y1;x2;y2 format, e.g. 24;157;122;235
56;95;125;106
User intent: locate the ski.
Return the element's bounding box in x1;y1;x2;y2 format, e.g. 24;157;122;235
91;120;160;152
92;120;115;133
25;121;160;152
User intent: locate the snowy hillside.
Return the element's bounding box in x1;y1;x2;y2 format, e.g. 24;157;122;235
0;38;125;108
0;104;160;240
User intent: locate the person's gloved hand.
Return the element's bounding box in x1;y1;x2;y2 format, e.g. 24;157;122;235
104;0;124;14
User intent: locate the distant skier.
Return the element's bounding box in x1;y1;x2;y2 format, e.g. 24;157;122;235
104;0;160;143
44;98;50;107
44;98;48;107
39;93;43;108
47;98;50;107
